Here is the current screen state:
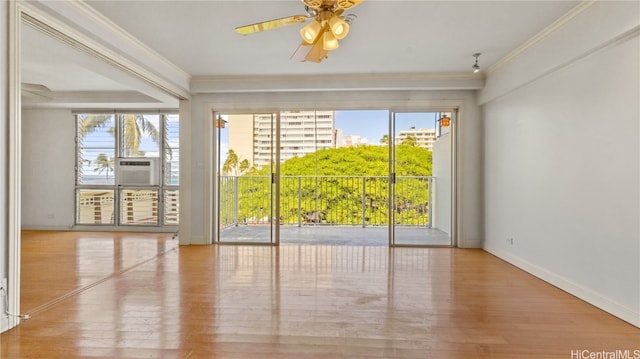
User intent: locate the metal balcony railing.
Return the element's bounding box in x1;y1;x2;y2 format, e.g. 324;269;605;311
219;175;433;228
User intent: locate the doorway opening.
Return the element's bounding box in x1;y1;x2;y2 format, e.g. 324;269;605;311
215;109;453;246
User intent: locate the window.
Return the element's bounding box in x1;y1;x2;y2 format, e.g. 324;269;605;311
75;112;179;227
77;114;116;185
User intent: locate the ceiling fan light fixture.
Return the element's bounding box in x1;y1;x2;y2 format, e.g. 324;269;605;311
300;20;322;44
328;16;349;39
323;30;339;51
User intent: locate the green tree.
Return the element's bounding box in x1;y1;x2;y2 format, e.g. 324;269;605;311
401;135;417;146
222;149;239;174
239;159;250;174
223;150;254;175
380;134;389;144
238;145;433;226
121;114;159;156
79;114;160;156
94;153;114;179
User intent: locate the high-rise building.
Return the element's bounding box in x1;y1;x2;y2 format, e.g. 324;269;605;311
395;127;437;151
225;114;255;171
227;111;336;169
342;135;364;147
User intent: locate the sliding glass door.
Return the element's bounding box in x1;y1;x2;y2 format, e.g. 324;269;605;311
389;111;452;246
217;113;277;244
215;109;453;246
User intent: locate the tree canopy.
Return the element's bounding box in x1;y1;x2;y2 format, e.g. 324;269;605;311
220;145;433;227
256;144;432;177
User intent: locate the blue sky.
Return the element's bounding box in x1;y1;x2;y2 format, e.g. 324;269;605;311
217;110;439;168
335;110;437;144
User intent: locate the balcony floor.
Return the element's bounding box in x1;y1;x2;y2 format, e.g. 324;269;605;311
219;225;451;246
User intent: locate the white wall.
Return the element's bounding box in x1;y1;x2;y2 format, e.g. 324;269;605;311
0;0;9;327
183;90;483;247
21;109;76;229
481;2;639;326
432;133;451;235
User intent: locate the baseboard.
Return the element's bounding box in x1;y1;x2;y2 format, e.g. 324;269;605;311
0;314;19;334
21;224;73;231
458;238;482;248
71;225;178;233
21;225;178;233
185;236;208;245
484;243;640;328
0;314;7;333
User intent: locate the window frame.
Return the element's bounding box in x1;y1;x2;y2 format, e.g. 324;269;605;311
74;111;179;228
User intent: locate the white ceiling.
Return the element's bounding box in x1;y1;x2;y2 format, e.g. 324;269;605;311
21;0;580;107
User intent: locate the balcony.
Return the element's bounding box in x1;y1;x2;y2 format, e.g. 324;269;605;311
219;175;450;245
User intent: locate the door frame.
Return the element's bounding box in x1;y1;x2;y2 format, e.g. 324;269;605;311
388;110;456;247
211;105;460;248
215;112;279;245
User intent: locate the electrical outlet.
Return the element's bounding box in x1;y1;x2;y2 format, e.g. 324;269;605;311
506;237;514;245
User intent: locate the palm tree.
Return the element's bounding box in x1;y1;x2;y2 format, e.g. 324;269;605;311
78;114;114;138
94;153;114;179
239;159;250;174
223;150;254;176
79;114;160;156
222;149;239;175
121;114;159;156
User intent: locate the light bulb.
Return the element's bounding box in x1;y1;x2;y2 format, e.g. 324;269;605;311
329;16;349;40
300;21;322;44
323;31;339;51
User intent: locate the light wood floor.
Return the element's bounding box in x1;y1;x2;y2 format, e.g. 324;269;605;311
1;231;638;358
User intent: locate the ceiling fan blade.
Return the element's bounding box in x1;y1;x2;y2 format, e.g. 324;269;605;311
235;15;309;35
336;0;365;10
290;40;328;63
290;43;312;62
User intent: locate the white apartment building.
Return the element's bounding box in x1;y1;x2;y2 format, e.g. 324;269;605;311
395;127;437;150
342;134;364;147
228;111;336;168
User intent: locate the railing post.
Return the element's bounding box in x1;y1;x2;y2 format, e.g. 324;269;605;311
298;177;302;227
362;177;366;228
234;176;239;226
428;177;433;229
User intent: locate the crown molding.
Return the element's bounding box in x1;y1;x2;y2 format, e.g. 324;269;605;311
17;0;190;101
62;0;191;88
191;72;485;93
479;1;639;105
486;0;598;75
21;90;172;109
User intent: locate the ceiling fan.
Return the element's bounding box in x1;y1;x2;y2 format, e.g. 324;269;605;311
235;0;364;63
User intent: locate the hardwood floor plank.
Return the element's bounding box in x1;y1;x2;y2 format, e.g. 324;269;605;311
1;231;637;358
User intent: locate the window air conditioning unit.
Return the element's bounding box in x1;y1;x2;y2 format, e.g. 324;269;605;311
116;158;158;186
